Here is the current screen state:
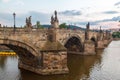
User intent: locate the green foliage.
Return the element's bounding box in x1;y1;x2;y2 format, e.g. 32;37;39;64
112;32;120;38
36;21;44;29
59;23;68;28
23;25;26;28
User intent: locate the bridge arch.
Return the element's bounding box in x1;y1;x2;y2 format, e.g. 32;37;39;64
0;39;40;66
64;35;83;52
90;36;97;42
90;36;97;47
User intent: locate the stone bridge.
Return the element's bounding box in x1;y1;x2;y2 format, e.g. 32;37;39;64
0;11;112;75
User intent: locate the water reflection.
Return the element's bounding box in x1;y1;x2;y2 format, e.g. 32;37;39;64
0;56;7;68
0;56;20;80
1;41;120;80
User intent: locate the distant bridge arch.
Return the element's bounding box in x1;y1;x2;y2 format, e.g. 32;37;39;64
64;35;84;52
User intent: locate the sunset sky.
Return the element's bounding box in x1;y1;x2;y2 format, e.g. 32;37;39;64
0;0;120;29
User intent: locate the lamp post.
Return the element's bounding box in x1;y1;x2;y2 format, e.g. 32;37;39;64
13;12;16;33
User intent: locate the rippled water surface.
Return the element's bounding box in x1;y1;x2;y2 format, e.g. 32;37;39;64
0;41;120;80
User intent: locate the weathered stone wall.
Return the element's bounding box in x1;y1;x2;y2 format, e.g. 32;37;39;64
41;51;68;74
96;40;105;49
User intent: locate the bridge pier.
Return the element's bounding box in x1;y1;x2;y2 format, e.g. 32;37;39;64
104;39;112;47
103;40;110;47
39;51;68;75
18;50;68;75
96;40;105;50
39;41;69;75
83;40;96;55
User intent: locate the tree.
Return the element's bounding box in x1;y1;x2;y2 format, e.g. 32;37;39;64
112;32;120;38
36;21;43;29
59;23;68;29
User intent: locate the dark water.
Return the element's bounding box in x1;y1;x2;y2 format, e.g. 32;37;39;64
0;41;120;80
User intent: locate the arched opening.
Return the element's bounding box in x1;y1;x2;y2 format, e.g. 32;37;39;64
0;39;40;67
64;36;83;52
91;37;97;47
91;37;96;42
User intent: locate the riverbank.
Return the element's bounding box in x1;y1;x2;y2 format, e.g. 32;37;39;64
113;38;120;41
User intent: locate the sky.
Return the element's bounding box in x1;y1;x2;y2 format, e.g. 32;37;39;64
0;0;120;29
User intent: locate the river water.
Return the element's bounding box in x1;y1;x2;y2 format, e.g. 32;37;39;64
0;41;120;80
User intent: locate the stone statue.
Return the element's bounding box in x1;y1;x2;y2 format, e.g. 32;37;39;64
51;15;54;24
26;16;32;28
54;10;58;22
55;10;57;16
85;22;90;40
50;10;59;28
86;22;90;30
29;16;31;24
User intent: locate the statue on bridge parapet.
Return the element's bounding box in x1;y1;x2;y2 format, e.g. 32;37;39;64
85;22;90;40
25;16;32;31
97;26;104;41
50;10;59;29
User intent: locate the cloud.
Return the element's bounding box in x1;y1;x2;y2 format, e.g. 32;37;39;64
59;10;82;16
114;2;120;6
28;11;50;24
75;16;120;29
102;11;119;14
98;21;120;29
0;11;51;27
2;0;11;3
0;10;120;29
15;0;24;6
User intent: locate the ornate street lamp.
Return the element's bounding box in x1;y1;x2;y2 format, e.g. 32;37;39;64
13;12;16;33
